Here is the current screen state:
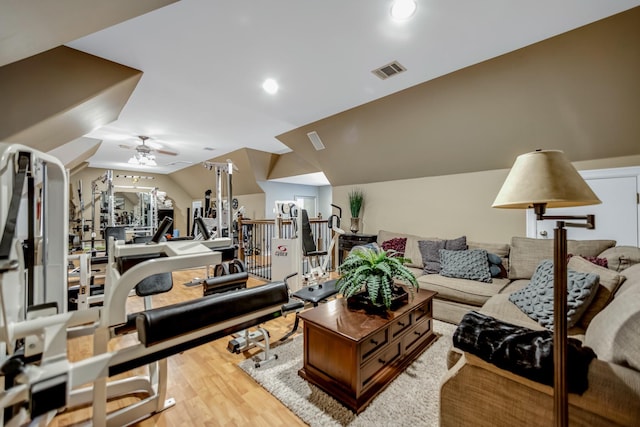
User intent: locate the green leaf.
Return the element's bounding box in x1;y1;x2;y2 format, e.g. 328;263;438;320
337;246;419;310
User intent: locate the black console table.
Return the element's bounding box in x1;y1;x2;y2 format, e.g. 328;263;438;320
338;233;378;264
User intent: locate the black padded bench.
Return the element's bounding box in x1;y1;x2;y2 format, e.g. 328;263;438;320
116;252;174;297
136;281;289;347
291;279;339;307
202;272;248;296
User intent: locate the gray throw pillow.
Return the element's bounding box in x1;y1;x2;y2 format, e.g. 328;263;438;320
508;260;600;329
439;249;492;283
418;240;445;274
418;236;467;274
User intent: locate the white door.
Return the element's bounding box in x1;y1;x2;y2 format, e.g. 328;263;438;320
527;168;639;246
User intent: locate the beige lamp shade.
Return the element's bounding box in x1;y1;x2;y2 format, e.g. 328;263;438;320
492;150;601;209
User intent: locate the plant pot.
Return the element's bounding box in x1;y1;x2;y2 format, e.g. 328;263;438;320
347;286;409;313
350;217;360;233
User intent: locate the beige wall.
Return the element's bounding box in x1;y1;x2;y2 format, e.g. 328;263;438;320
234;193;266;221
277;8;640;187
332;154;640;244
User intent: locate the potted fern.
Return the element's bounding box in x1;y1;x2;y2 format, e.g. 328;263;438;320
348;188;364;233
336;246;419;311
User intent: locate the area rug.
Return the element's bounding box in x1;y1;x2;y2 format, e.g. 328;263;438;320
239;320;457;426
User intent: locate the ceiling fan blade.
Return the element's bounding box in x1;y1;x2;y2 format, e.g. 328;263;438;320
118;144;136;150
155;148;178;156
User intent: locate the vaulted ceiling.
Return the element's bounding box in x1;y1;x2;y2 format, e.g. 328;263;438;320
2;1;640;194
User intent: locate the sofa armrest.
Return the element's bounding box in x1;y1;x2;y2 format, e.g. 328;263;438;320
441;353;640;427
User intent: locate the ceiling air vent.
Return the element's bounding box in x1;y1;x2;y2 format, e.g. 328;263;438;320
306;131;325;151
372;61;406;80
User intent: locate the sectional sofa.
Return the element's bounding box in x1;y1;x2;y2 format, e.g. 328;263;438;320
376;230;640;426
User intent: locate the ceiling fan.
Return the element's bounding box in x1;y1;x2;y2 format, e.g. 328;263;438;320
120;135;178;166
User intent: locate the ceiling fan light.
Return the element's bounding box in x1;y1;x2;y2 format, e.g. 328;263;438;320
128;152;157;166
144;157;157;166
390;0;417;20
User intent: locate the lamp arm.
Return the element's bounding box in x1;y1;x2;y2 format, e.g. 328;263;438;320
532;203;595;229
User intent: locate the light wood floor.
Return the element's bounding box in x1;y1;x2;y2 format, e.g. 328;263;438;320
51;268;315;426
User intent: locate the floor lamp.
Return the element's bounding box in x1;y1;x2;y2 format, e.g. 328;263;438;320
492;150;601;427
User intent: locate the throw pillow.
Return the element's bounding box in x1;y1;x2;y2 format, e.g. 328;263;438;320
598;246;640;272
439;249;492;283
508;260;600;329
567;255;626;329
584;283;640;372
380;237;407;256
418;240;445;274
418;236;467;274
349;242;380;256
487;252;507;278
567;253;608;268
508;237;616;280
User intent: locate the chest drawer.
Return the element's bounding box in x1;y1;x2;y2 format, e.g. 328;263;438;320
360;341;402;388
361;328;388;362
390;312;412;339
412;299;432;324
403;319;432;353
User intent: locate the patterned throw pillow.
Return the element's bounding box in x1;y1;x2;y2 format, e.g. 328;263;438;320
439;249;492;283
381;237;407;256
418;236;467;274
509;260;600;329
567;254;608;269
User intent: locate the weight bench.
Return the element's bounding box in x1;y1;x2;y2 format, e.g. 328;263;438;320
291;278;339;307
73;280;295;426
274;278;339;342
202;272;249;296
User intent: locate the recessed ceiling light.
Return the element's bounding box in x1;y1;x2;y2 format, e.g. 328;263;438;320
262;78;279;94
390;0;417;21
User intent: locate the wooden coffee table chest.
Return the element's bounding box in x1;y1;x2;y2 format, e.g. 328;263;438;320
297;289;436;413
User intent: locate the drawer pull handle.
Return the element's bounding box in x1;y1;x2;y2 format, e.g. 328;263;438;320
378;358;386;364
414;331;421;336
370;339;378;345
398;322;406;327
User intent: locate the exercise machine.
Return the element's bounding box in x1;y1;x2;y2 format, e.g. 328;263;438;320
272;201;303;291
271;201;342;292
303;211;344;285
0;143;299;426
201;160;235;239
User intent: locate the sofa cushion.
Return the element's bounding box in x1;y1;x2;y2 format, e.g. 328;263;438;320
508;260;600;329
468;240;510;274
480;293;544;330
585;283;640;372
568;255;626;329
440;249;492;283
417;274;510;306
598;245;640;272
376;230;437;269
508;237;616;279
480;293;588;337
468;241;510;258
380;237;407;255
614;263;640;297
418;236;467;274
568;254;608;268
